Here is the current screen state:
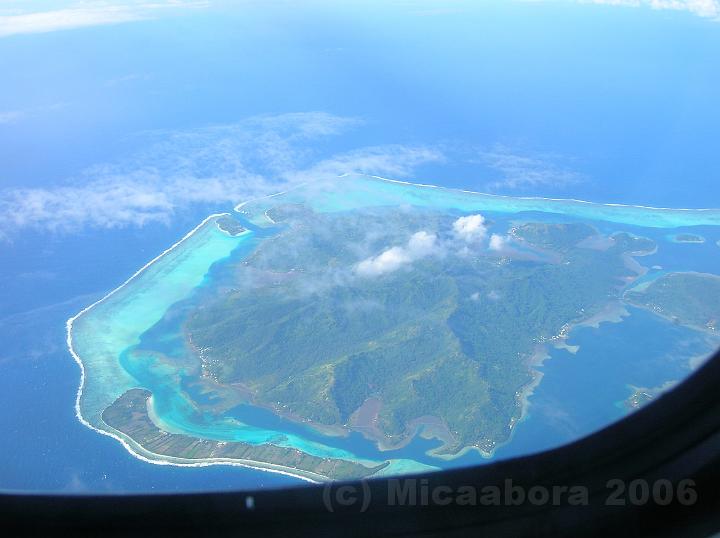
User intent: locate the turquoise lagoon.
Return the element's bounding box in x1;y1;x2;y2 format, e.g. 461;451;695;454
70;175;720;479
238;175;720;230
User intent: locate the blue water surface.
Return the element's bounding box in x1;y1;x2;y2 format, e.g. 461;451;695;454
1;1;720;492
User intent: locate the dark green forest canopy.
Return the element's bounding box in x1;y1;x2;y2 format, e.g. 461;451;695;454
185;206;657;454
625;272;720;333
216;215;247;236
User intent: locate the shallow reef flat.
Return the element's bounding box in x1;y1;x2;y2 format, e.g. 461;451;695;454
103;389;388;482
238;174;720;230
69;215;250;436
70;175;720;481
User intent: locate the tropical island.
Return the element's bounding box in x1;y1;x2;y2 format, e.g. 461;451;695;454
216;215;247;236
668;233;706;244
622;381;678;412
68;175;720;481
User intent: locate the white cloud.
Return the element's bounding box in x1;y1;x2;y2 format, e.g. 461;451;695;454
0;112;443;238
2;0;715;40
356;231;438;277
407;230;438;257
287;144;444;184
577;0;720;20
244;112;363;140
356;246;412;277
478;145;583;192
0;109;24;124
0;1;209;38
452;214;488;242
488;234;511;251
0;102;67;125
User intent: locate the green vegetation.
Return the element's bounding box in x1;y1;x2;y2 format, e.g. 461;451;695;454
216;215;247;236
625;272;720;333
103;389;386;481
611;232;657;254
511;222;596;252
184;206;658;455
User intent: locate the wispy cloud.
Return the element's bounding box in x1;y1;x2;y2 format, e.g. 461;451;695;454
476;144;583;192
0;112;443;238
0;1;209;38
287;145;445;184
0;102;67;125
104;72;149;87
356;231;439;277
573;0;720;20
0;109;24;124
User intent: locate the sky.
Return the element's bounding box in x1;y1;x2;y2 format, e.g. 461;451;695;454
0;1;717;38
1;0;719;241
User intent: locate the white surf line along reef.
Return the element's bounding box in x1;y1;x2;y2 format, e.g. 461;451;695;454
67;210;436;481
65;214;325;482
236;173;720;230
69;175;720;480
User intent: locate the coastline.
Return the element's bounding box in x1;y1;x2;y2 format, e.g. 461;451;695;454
102;417;325;483
480;299;637;461
232;173;720;235
623;271;720;336
66;174;720;480
366;174;720;213
67;212;231;429
66;213;330;485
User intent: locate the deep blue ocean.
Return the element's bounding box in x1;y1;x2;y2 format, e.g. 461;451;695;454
1;1;719;492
